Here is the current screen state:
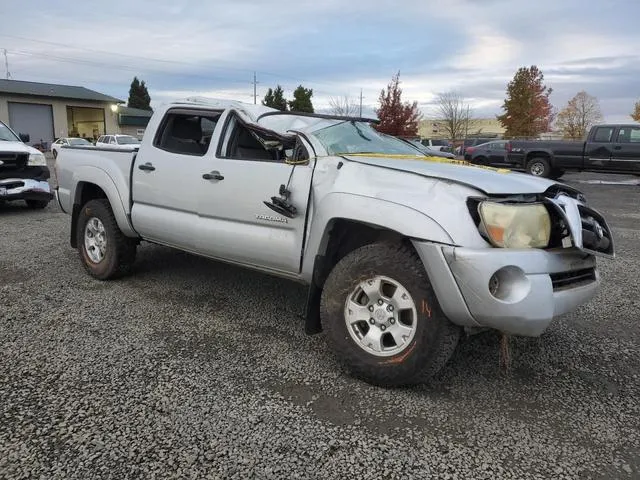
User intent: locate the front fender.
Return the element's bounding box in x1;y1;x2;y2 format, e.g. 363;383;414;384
70;166;137;237
300;192;453;281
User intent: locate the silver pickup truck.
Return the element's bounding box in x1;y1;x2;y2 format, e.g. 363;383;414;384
55;98;614;387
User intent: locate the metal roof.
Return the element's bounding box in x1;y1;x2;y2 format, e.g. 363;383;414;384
117;106;153;117
0;79;124;103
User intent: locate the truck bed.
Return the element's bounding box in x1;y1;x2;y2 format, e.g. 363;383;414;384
509;140;586;169
56;146;137;216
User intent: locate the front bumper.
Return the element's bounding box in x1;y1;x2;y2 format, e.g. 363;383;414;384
413;241;600;337
0;178;54;203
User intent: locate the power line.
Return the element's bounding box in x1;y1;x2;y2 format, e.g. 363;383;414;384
0;33;354;90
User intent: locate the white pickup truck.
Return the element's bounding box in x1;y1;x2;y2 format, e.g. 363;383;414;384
55;98;614;386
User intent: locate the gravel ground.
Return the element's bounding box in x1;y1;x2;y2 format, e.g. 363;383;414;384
1;166;639;479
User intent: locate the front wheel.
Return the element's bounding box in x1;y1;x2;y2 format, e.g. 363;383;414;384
320;242;461;387
526;157;551;177
76;199;137;280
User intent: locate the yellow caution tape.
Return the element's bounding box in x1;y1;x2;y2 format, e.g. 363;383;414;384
341;153;512;174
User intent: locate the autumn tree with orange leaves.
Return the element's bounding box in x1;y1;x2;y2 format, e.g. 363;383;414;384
375;71;422;137
497;66;554;138
631;100;640;122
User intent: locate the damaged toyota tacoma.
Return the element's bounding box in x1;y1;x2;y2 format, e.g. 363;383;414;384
55;98;614;387
0;120;53;209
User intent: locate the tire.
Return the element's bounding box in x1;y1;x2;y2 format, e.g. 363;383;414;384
25;199;49;209
76;199;136;280
52;149;58;159
320;241;461;387
474;156;488;165
526;157;551;177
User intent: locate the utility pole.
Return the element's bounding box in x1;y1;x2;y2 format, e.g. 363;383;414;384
252;71;258;104
3;49;11;80
359;88;363;117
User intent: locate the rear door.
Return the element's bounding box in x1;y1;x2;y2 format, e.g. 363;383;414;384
585;126;615;170
130;107;224;251
611;126;640;173
196;112;315;274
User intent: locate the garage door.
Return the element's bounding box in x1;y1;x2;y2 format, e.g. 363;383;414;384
8;102;54;148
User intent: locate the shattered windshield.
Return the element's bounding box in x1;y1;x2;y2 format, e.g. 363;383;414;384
312;121;421;156
0;122;20;142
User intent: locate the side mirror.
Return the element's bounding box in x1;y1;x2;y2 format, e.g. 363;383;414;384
19;133;30;143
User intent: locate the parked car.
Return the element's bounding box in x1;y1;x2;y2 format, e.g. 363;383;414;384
465;140;510;165
95;134;141;151
420;138;451;152
507;124;640;179
455;138;496;156
55;99;614;387
51;137;93;159
399;138;456;159
0;120;54;209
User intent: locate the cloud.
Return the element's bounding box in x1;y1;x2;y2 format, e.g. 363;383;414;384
0;0;638;122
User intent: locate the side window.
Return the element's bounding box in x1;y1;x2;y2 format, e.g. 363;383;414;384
593;127;614;143
219;114;302;163
153;110;221;156
617;127;640;143
109;137;116;145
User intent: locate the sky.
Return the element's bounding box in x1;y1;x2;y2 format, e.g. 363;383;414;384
1;0;639;123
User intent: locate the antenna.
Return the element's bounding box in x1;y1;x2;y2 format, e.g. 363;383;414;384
3;49;11;79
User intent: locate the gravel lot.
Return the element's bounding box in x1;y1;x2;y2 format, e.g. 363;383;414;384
1;165;639;479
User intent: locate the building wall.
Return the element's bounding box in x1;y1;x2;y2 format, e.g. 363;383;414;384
0;94;119;138
419;118;506;139
119;125;147;139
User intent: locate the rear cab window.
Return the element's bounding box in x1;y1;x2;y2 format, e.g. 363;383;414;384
592;127;614;143
153;109;223;156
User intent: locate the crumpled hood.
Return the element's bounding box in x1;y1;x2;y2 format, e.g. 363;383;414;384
0;140;42;155
343;155;557;195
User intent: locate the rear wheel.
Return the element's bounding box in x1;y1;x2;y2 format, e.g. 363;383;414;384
76;199;137;280
26;199;49;209
320;242;461;387
52;149;58;159
526;157;551;177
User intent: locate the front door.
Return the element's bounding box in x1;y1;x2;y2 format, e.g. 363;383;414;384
488;142;507;164
196;113;314;275
131;107;223;251
585;125;615;170
611;126;640;173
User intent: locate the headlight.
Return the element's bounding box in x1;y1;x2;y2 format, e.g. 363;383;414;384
28;153;47;166
478;201;551;248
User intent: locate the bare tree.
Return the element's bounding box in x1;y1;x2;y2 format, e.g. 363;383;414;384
555;91;603;139
435;91;475;146
329;95;359;117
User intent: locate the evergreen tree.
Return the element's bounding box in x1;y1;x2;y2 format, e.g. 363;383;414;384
288;85;314;113
127;76;152;110
262;85;287;111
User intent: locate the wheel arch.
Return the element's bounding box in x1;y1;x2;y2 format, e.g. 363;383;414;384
69;168;137;247
300;193;454;334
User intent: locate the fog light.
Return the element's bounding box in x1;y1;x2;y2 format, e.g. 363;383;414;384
487;266;530;303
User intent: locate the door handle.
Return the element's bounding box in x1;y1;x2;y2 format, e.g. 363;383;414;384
138;162;155;171
614;146;622;150
202;171;224;181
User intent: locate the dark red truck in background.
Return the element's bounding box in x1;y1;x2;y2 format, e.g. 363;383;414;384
472;124;640;179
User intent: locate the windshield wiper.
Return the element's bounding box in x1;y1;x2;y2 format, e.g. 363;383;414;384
351;121;371;141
